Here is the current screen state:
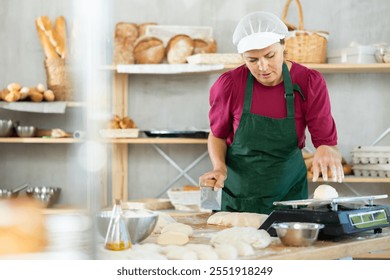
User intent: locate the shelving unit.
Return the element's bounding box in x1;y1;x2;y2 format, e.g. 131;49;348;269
109;63;390;201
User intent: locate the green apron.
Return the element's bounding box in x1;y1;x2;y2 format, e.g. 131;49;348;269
222;63;308;214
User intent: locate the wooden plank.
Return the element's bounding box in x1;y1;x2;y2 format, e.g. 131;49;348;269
0;138;80;143
111;72;129;203
111;144;128;202
103;138;208;144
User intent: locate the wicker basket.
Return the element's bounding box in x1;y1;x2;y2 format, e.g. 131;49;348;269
44;58;73;101
282;0;329;64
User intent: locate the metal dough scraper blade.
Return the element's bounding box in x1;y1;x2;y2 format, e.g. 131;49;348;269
200;180;222;210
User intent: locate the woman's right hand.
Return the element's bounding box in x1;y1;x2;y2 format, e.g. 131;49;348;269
199;169;227;190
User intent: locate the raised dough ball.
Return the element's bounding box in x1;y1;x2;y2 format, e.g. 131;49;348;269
207;212;268;228
153;212;176;234
313;184;339;200
213;244;238;260
164;246;198;260
210;227;271;249
157;231;189;245
186;244;219;260
161;222;193;236
233;240;255;257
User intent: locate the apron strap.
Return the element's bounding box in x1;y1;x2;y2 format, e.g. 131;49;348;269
282;63;295;118
243;71;254;113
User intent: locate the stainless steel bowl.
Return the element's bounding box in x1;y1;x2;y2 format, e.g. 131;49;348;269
16;125;36;137
0;188;17;198
96;209;158;244
26;186;61;207
0;120;14;137
272;222;324;247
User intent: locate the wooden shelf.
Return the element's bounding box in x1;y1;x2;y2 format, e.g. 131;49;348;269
309;176;390;183
103;137;207;144
0;137;81;143
102;63;390;74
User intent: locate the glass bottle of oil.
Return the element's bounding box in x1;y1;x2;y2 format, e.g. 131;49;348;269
104;199;132;251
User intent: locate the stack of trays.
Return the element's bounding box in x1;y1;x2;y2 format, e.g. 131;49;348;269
351;146;390;177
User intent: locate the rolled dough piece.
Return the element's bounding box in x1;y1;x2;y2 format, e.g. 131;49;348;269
210;227;271;249
157;231;189;245
207;212;269;228
161;222;193;236
313;184;339;200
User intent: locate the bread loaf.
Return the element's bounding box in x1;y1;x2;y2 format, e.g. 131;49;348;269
113;22;139;65
36;18;58;59
193;38;217;54
134;36;165;64
166;34;194;64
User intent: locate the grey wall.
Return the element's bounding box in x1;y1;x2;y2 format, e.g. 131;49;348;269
1;0;389;206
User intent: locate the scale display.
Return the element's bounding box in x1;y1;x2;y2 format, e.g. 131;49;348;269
349;209;388;229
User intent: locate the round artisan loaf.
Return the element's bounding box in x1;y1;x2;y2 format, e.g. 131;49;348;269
166;34;194;64
193;38;217;54
134;36;165;64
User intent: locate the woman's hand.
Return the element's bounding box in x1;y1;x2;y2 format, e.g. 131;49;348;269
199;169;227;191
311;145;344;183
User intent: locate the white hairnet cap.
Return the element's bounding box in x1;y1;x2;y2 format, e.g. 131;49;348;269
233;11;289;53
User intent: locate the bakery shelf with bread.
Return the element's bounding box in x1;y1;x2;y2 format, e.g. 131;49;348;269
113;22;218;66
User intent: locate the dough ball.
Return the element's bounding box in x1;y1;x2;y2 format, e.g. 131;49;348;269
210;227;271;249
313;184;339;200
157;231;189;246
153;212;176;234
161;222;193;236
164;246;198;260
207;212;269;228
233;240;255;257
213;244;238;260
186;244;219;260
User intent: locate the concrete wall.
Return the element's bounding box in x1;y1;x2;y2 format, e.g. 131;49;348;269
0;0;389;206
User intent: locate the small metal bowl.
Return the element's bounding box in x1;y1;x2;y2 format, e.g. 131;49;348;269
16;125;36;137
0;188;17;199
26;186;61;207
96;209;159;244
0;120;14;137
272;222;324;247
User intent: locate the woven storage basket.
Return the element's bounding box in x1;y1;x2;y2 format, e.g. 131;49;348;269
282;0;329;63
44;58;73;101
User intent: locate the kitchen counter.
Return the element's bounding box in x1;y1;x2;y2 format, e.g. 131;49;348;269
142;212;390;260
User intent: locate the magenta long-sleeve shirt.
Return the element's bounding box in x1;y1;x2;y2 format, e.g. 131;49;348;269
209;62;338;148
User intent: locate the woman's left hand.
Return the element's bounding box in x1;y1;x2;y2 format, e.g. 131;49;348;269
311;145;344;183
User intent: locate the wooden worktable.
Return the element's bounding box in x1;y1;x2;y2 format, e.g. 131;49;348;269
143;212;390;260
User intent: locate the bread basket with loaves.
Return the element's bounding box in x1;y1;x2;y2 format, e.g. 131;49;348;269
36;16;72;101
282;0;329;64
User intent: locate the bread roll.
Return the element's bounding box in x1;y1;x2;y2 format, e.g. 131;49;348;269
166;34;194;64
134;36;164;64
113;22;138;65
193;38;217;54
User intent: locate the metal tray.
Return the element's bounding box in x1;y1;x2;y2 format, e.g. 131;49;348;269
143;130;209;139
274;194;388;208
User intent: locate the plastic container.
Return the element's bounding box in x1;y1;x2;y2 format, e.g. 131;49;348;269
327;46;377;64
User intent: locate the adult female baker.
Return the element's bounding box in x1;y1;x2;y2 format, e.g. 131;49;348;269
199;11;344;214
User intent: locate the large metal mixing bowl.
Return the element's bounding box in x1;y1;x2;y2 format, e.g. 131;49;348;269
272;222;324;247
97;209;158;244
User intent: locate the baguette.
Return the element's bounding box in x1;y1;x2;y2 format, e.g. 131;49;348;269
35;18;58;59
53;16;68;59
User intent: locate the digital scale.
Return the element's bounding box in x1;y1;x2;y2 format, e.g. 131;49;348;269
259;194;390;240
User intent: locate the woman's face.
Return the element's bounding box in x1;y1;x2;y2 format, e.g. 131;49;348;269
242;43;285;86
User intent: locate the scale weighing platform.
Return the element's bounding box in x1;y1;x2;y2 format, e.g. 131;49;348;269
259;194;390;240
